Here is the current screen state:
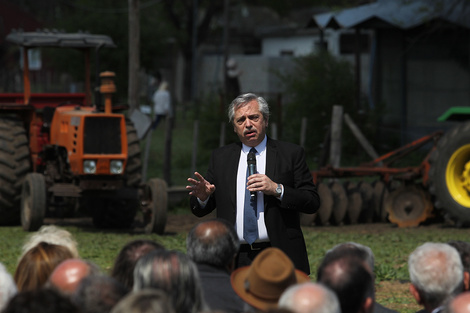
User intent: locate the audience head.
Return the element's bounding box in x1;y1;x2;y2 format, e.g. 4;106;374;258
408;242;464;311
111;239;164;289
47;258;101;294
448;240;470;291
14;241;74;292
111;289;175;313
279;282;341;313
20;225;79;259
328;242;375;271
72;275;129;313
231;247;310;311
186;218;239;271
317;247;374;313
445;291;470;313
133;249;206;313
0;262;17;311
2;287;79;313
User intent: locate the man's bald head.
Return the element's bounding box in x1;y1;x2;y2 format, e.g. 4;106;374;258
279;282;341;313
47;259;100;294
447;291;470;313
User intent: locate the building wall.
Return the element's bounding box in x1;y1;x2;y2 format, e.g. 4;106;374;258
378;28;470;142
198;54;296;97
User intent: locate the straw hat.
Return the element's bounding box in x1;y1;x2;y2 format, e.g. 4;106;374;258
231;247;310;311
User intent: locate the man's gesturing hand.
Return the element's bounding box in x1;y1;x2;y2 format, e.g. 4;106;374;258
186;172;216;202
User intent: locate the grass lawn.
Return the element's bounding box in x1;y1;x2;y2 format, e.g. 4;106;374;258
1;212;469;313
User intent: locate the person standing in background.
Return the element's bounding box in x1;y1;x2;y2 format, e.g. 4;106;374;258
151;81;171;130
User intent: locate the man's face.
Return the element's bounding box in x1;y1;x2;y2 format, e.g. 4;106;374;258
233;100;268;147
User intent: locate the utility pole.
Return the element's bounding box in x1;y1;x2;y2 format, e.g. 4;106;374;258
128;0;140;113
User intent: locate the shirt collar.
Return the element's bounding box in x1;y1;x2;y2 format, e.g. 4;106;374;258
242;136;267;155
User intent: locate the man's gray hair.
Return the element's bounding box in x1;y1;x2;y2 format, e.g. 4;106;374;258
0;262;17;311
133;250;206;313
186;218;239;268
227;93;270;124
21;225;79;259
279;282;341;313
409;242;464;308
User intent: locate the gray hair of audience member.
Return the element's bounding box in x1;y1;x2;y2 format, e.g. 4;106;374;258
186;218;239;269
111;289;175;313
0;262;17;311
227;93;270;124
329;242;375;271
72;275;129;313
20;225;79;259
409;242;464;308
278;282;341;313
111;239;164;289
133;249;207;313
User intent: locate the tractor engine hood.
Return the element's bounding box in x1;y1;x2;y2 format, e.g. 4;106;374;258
49;106;128;175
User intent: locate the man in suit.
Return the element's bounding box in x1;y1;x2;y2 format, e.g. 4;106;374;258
186;93;319;274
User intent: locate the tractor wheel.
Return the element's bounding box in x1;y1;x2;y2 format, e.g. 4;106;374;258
429;122;470;226
385;185;433;227
21;173;46;231
143;178;168;234
125;119;143;188
0;116;31;225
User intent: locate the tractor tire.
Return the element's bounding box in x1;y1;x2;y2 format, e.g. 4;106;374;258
21;173;46;231
0;116;31;225
143;178;168;234
429;121;470;226
125;119;143;187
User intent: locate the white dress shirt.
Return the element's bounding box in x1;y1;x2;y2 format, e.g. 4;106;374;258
236;136;269;243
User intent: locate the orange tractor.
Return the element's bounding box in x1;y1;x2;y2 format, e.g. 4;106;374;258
0;30;166;233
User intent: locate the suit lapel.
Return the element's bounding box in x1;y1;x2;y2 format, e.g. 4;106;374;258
228;143;242;210
265;137;277;180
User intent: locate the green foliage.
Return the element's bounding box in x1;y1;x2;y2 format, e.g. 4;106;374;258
278;51;385;166
40;0;170;103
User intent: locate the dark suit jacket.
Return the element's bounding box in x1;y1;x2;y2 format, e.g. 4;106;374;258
190;137;320;274
196;263;246;313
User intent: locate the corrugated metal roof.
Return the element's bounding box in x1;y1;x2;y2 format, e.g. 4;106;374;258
310;0;470;30
6;30;116;48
